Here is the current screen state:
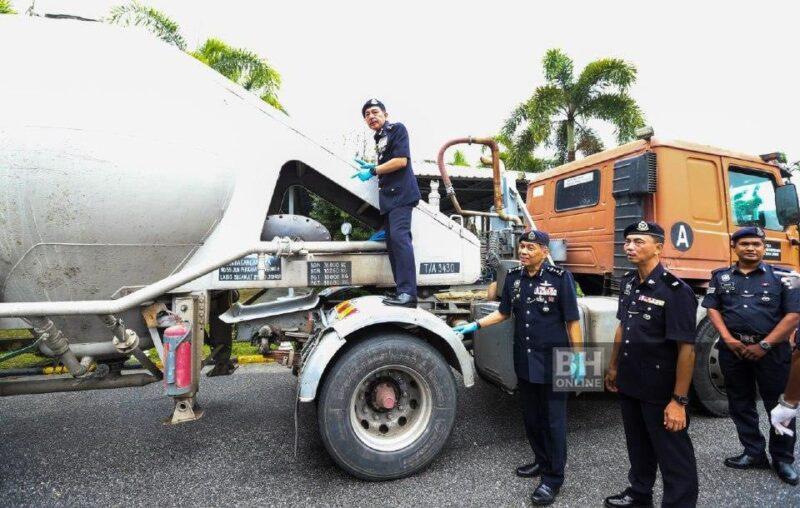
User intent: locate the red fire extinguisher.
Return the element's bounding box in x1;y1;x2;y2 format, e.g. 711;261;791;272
163;323;193;396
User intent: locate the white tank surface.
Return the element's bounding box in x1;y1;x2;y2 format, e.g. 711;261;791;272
0;18;482;343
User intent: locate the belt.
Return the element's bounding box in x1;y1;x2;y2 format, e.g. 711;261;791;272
731;332;765;345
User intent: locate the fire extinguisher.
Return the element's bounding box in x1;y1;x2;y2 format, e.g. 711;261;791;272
163;323;193;397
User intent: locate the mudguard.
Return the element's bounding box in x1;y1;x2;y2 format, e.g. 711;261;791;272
297;295;474;402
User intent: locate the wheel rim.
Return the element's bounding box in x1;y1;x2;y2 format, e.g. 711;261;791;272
706;337;726;395
349;364;433;452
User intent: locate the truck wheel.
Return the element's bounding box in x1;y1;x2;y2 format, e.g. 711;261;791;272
691;318;729;416
317;331;457;480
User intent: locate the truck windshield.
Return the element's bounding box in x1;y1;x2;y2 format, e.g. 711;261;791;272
728;169;781;230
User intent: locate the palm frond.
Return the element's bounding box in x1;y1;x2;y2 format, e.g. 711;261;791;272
580;93;645;142
525;84;564;145
573;58;637;104
575;125;604;156
107;2;186;50
0;0;16;14
542;48;574;89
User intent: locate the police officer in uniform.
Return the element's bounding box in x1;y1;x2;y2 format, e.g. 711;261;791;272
354;99;421;307
702;226;800;485
604;221;699;508
453;230;583;506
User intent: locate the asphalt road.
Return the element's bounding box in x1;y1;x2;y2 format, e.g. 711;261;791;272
1;364;798;507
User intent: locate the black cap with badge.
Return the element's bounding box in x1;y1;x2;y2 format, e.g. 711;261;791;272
361;98;386;117
623;220;665;240
731;226;766;243
519;230;550;246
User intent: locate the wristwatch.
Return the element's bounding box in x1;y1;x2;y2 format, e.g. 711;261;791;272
672;393;690;406
758;340;772;351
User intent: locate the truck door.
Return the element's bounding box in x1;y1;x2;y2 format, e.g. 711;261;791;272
723;159;788;265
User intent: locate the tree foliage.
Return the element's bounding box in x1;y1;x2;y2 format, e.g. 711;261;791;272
0;0;15;14
501;48;645;169
191;38;284;113
309;195;373;241
107;2;285;112
107;2;186;50
450;149;469;167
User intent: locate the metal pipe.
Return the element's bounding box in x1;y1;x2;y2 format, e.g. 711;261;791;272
436;137;523;225
25;317;88;377
0;372;159;396
0;238;386;318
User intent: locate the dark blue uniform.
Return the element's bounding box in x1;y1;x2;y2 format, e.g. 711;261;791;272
701;262;800;464
499;262;579;489
375;122;421;298
616;264;698;507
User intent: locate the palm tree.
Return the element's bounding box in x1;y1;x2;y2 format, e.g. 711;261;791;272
107;2;285;112
450;150;470;167
0;0;15;14
191;38;284;113
501;48;645;167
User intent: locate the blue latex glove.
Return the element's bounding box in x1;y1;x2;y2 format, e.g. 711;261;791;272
570;351;586;384
352;167;375;181
354;158;376;171
369;230;387;241
452;322;479;335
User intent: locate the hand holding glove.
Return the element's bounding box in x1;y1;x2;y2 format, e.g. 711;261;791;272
352;158;376;181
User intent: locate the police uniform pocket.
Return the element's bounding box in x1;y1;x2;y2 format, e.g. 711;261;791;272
643;358;675;397
754;287;781;309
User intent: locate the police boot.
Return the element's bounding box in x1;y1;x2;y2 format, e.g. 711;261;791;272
515;462;542;478
774;462;799;486
530;482;558;506
724;453;770;470
383;293;417;307
604;488;653;508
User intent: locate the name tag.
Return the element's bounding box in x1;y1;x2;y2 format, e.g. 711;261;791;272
638;295;665;306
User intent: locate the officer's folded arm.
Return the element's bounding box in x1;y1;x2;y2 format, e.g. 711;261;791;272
375;157;407;175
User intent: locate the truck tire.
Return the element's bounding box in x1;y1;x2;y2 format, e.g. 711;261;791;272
691;318;729;416
317;331;457;480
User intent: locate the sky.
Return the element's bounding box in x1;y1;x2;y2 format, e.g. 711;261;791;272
20;0;800;166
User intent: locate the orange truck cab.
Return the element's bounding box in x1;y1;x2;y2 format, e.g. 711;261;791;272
525;138;800;294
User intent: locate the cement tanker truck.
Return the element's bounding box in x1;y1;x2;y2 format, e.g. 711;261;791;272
0;18;493;480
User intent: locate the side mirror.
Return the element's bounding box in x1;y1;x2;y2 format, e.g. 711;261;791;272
776;184;800;226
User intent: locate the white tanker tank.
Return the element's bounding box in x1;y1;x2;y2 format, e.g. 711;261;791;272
0;17;482;347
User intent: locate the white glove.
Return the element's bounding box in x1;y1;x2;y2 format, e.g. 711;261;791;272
770;403;798;436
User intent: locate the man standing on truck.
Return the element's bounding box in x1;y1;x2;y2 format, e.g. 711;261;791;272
604;221;699;508
702;226;799;486
353;98;421;307
452;230;583;506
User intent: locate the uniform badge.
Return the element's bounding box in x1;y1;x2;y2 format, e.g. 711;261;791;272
638;295;665;306
762;296;771;302
542;305;550;313
637;221;649;231
643;314;651;320
624;282;632;295
755;227;764;237
721;273;731;282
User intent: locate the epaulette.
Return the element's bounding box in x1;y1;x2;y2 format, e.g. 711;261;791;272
661;270;682;289
544;264;564;276
386;122;395;130
711;265;733;275
508;265;523;273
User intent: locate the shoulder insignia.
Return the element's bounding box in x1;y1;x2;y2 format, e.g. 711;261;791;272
508;265;523;273
661;270;682;289
544;264;564;276
710;266;730;275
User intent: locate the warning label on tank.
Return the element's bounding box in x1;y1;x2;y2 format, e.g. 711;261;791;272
218;255;282;281
308;261;352;286
420;262;460;275
764;240;781;260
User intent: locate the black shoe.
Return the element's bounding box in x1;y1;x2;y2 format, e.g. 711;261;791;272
724;453;771;470
515;462;542;478
604;488;653;508
530;483;558;506
774;461;800;486
382;293;417;307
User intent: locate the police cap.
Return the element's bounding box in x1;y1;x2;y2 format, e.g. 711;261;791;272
519;230;550;246
361;98;386;117
731;226;766;243
623;220;665;240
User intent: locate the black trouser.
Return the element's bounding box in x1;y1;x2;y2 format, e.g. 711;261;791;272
619;393;698;508
718;342;796;463
518;379;567;489
382;205;417;297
